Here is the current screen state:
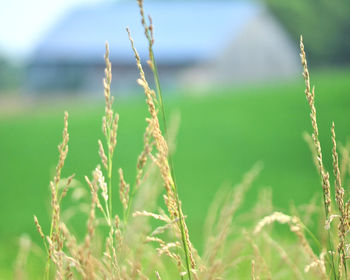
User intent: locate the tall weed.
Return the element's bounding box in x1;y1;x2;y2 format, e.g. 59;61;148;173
25;1;350;279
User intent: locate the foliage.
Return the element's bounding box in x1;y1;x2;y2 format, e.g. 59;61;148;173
265;0;350;65
0;56;22;91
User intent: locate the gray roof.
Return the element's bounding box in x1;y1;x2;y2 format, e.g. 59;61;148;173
32;1;261;65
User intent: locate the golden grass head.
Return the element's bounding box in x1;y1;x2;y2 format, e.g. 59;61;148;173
300;36;331;217
27;5;350;279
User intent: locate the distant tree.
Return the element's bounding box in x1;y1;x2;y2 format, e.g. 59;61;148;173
0;56;22;91
265;0;350;65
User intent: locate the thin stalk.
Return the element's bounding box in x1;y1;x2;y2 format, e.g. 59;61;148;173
103;42;115;222
149;46;193;280
300;220;337;279
45;183;59;280
108;145;113;219
326;222;337;279
149;51;168;134
135;3;193;275
104;121;113;222
124;183;138;225
125;172;142;218
300;36;337;279
343;247;348;279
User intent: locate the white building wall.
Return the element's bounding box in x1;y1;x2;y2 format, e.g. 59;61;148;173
180;10;300;88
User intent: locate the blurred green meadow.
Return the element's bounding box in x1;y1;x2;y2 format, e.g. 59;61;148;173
0;67;349;277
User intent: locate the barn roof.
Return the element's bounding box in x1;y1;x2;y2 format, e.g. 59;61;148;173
31;1;261;65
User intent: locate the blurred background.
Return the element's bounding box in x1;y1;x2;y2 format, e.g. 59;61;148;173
0;0;349;277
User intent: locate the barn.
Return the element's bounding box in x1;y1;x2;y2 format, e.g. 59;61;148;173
26;1;299;93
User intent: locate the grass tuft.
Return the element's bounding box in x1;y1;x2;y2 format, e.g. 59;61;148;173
8;2;349;280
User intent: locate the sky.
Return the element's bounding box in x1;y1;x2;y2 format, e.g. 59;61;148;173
0;0;106;60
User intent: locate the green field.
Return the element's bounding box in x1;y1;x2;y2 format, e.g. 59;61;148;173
0;68;349;277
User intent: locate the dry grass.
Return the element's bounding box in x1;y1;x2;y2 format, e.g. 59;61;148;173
252;37;350;280
17;1;350;279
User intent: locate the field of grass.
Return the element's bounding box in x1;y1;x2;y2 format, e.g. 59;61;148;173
0;68;349;277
